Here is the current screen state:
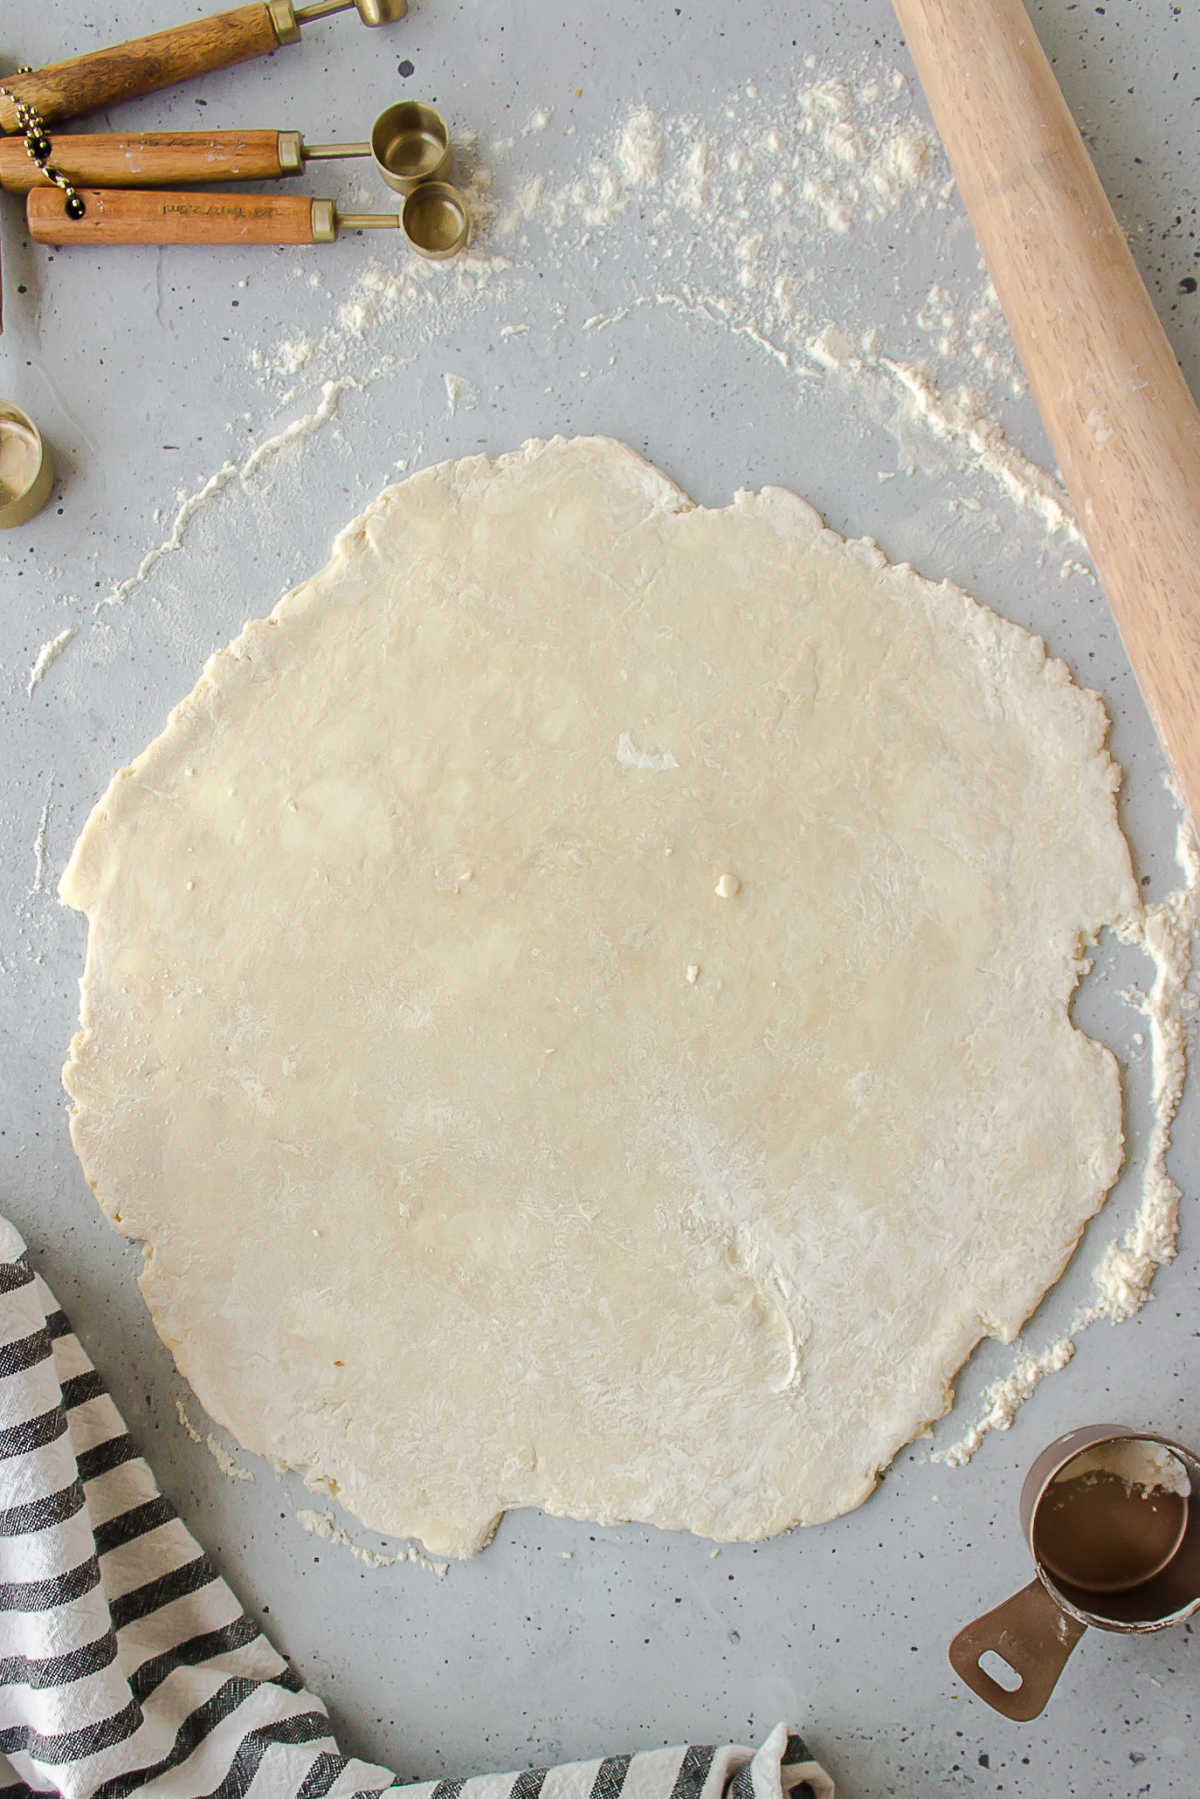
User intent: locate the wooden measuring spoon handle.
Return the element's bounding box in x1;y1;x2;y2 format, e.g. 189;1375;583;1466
0;131;291;194
891;0;1200;828
0;6;283;134
27;187;318;247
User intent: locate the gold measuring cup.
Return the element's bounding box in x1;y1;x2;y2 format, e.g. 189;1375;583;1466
950;1424;1200;1720
0;402;54;529
11;104;468;259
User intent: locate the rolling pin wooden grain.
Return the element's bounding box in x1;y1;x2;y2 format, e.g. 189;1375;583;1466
0;132;296;194
0;3;405;137
891;0;1200;828
0;10;280;135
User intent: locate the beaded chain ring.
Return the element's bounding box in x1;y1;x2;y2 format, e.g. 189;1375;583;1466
0;69;86;219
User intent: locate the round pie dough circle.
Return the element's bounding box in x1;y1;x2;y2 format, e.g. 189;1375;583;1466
62;436;1137;1557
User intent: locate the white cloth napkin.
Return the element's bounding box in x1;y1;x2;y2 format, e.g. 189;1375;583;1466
0;1220;833;1799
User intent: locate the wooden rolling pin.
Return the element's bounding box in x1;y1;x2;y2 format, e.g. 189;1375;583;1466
0;131;305;194
891;0;1200;828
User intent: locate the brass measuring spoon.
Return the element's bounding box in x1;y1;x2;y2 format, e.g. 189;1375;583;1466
0;103;454;197
27;183;470;261
0;402;54;529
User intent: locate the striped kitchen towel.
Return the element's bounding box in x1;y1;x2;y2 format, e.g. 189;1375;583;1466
0;1221;833;1799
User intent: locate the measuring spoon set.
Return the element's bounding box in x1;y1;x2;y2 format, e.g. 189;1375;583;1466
0;0;470;524
0;1;470;259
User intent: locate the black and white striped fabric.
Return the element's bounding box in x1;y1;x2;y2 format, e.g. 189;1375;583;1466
0;1221;833;1799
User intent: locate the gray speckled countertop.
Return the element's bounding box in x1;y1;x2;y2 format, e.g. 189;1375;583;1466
1;2;1197;1795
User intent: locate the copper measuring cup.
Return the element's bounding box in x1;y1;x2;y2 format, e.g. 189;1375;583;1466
950;1424;1200;1720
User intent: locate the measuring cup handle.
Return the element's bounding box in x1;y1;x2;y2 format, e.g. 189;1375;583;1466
949;1579;1087;1721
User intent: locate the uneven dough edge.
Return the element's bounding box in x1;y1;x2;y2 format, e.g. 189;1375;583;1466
59;434;1140;1558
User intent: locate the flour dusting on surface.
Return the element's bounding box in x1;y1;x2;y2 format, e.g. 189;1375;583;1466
805;328;1077;537
27;629;76;696
933;818;1199;1469
95;380;352;614
443;372;479;415
933;1338;1075;1469
30;796;52;897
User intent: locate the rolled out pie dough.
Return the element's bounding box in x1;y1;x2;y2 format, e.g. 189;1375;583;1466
62;436;1138;1557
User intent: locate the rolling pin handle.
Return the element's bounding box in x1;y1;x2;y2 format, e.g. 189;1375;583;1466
891;0;1200;828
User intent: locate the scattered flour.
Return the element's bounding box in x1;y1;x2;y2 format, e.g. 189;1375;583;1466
175;1397;202;1443
878;358;1078;539
1060;557;1095;583
806;326;1078;538
934;819;1199;1468
249;333;316;379
617;105;664;188
933;1339;1075;1469
26;628;75;695
96;380;352;613
30;796;51;896
216;68;1042;556
443;372;479;415
295;1508;449;1577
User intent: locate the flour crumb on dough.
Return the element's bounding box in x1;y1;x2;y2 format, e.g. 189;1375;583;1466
616;731;678;771
295;1508;449;1577
714;873;741;898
